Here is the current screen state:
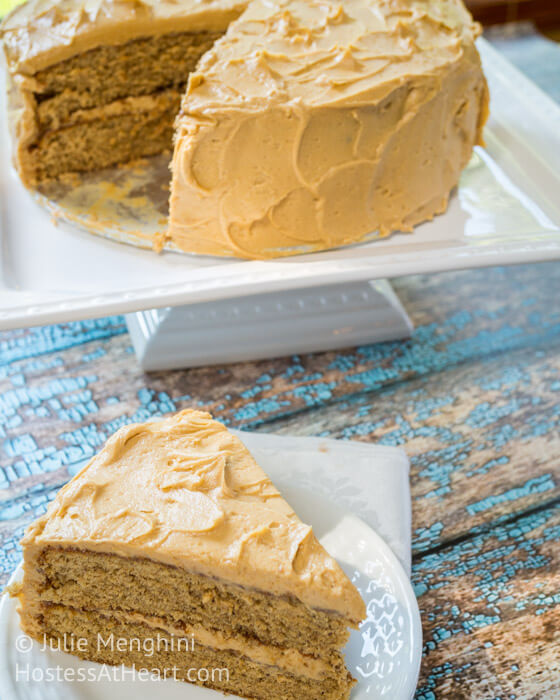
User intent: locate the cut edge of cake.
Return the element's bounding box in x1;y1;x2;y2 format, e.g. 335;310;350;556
1;0;490;259
1;0;248;187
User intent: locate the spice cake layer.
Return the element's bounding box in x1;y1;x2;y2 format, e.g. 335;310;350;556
1;0;246;185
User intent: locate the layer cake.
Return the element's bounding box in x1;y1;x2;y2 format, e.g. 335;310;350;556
2;0;489;258
14;409;365;699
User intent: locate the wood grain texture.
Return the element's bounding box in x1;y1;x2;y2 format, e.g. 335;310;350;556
1;265;559;535
414;504;559;699
265;342;560;549
1;263;559;698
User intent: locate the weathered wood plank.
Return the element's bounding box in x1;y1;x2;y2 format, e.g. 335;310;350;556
262;342;560;552
413;503;560;699
3;333;558;563
1;264;560;584
1;264;559;699
1;264;560;435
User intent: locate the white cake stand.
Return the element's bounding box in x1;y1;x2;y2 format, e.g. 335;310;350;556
1;40;560;370
20;140;414;370
125;280;413;370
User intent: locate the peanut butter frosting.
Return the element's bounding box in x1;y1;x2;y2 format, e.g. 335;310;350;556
3;0;488;258
21;409;365;622
2;0;247;73
97;607;333;679
168;0;489;258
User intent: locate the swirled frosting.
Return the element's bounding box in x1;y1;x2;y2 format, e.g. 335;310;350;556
1;0;247;73
21;409;365;621
168;0;489;258
2;0;488;258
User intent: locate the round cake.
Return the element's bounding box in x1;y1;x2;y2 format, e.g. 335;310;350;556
2;0;489;259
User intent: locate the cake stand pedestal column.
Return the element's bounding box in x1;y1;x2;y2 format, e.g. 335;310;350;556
125;279;413;371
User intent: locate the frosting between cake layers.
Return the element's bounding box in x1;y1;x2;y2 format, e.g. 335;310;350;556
89;607;333;679
21;409;365;622
168;0;489;258
1;0;248;73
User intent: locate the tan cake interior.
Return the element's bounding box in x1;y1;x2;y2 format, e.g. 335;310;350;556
25;548;354;698
36;548;351;654
19;30;224;183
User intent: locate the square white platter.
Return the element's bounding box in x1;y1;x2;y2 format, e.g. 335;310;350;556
1;38;559;331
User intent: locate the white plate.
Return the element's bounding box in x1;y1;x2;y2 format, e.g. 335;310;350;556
0;490;421;700
0;431;420;699
3;39;558;330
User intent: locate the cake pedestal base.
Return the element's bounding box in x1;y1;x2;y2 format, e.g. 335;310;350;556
125;279;413;371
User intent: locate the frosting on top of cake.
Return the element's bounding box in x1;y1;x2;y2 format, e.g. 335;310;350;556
2;0;248;73
168;0;487;257
22;409;365;621
184;0;478;109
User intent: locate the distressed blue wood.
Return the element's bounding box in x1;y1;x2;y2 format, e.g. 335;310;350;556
1;264;559;700
0;266;559;552
413;503;560;700
262;342;560;550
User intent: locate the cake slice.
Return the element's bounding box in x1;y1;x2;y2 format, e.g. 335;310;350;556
16;410;365;699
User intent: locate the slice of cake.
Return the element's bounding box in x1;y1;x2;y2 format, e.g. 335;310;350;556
1;0;247;186
16;410;365;699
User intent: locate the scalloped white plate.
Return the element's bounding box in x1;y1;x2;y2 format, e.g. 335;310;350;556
0;431;421;699
2;39;559;330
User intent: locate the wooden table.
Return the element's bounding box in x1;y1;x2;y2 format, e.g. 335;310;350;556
1;37;559;700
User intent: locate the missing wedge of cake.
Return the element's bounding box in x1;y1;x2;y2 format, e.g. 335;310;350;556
15;410;365;699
